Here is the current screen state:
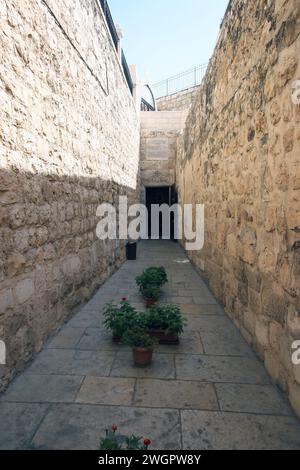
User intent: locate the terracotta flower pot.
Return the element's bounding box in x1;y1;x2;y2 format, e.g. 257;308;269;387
147;329;164;341
133;347;153;367
145;298;156;309
113;334;122;344
159;333;179;345
148;329;179;345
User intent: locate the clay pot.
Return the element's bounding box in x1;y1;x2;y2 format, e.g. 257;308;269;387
113;334;122;344
148;329;179;345
148;329;164;341
145;298;156;309
133;347;153;367
159;333;179;345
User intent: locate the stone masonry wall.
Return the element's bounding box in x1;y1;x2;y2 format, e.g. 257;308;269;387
177;0;300;416
156;86;200;111
0;0;140;389
140;111;187;202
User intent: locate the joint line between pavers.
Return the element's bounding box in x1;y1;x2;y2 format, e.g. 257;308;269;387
1;400;297;418
27;403;52;450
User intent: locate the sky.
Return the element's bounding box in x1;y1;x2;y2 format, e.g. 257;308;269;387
109;0;229;85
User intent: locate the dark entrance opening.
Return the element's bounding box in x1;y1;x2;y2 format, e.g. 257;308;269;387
145;186;178;240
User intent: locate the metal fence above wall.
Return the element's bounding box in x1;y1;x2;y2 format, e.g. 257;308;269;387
121;50;133;95
99;0;119;50
152;63;208;99
141;98;155;111
99;0;133;95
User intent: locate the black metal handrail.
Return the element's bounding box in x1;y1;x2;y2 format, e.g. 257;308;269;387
121;50;133;95
99;0;133;96
141;98;155;111
99;0;119;50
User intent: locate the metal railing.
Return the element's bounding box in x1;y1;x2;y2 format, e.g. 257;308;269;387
99;0;133;95
152;63;208;99
121;50;133;95
99;0;119;50
141;98;155;112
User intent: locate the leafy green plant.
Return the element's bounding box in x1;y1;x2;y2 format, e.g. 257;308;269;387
136;267;168;291
136;267;168;301
100;425;151;450
103;299;137;338
123;326;155;349
143;304;186;336
141;284;160;301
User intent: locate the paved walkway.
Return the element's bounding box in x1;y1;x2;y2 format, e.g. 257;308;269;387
1;241;300;450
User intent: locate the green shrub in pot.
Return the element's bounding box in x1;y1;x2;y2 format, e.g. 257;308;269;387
136;267;168;307
123;326;155;367
136;267;168;290
103;298;137;342
143;304;186;344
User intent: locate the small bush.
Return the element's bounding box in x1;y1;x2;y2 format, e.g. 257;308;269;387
143;304;186;336
103;299;137;338
136;267;168;291
100;425;151;450
123;326;155;349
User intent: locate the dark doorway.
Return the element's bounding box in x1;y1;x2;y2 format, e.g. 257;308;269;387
145;186;177;239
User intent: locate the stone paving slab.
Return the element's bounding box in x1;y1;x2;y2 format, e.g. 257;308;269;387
175;354;271;384
48;327;85;350
156;332;204;355
0;403;49;450
184;314;238;333
181;410;300;450
76;377;135;406
27;349;115;377
0;374;83;404
215;383;293;416
0;240;300;450
193;295;218;305
76;328;129;352
180;304;224;315
111;352;175;380
68;311;103;328
134;379;218;411
31;404;181;450
201;330;254;357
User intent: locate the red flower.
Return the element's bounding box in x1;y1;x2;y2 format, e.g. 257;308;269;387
122;297;127;301
144;439;151;448
112;424;118;433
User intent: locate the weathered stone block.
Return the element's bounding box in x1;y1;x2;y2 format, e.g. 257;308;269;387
14;279;34;305
6;253;26;278
255;316;270;349
0;288;14;314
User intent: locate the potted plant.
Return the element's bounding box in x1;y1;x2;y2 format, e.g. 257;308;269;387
103;298;137;343
136;267;168;289
123;326;155;367
99;425;151;450
142;284;160;308
143;304;186;345
136;267;168;307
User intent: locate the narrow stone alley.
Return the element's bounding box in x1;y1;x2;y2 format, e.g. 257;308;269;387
0;241;299;450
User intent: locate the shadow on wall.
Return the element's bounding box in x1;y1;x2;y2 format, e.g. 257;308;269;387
0;166;139;390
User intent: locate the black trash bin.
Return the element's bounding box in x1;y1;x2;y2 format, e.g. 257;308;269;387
126;242;137;260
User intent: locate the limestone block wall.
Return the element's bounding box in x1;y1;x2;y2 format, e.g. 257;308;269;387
0;0;140;389
156;86;200;111
140;111;187;202
177;0;300;416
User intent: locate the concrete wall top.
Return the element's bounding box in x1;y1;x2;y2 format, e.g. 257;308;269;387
140;111;188;132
